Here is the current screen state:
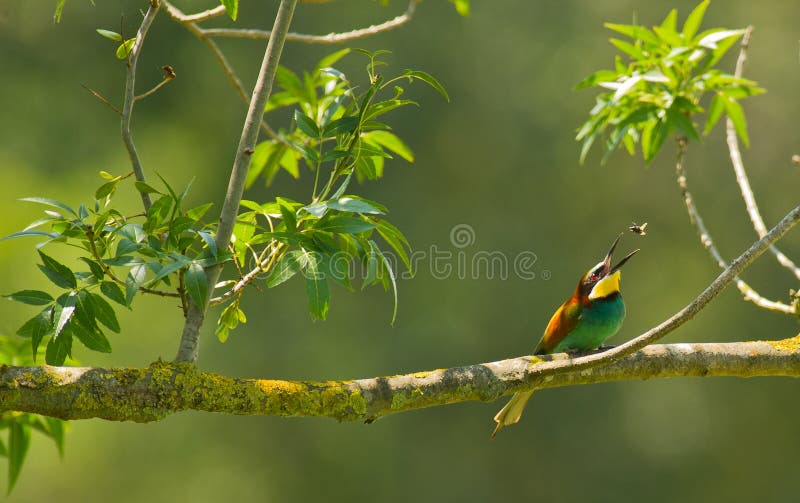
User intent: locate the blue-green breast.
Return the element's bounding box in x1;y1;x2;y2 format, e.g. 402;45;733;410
550;293;626;353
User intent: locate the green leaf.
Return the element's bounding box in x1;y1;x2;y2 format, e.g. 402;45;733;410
89;293;120;333
375;220;411;270
115;38;135;60
215;299;246;343
604;23;660;46
723;96;749;147
364;131;414;162
96;29;122;42
8;422;30;494
37;250;77;289
94;180;119;200
327;196;387;215
322;116;360;138
315;216;375;234
660;8;678;32
667;103;700;141
4;290;53;306
185;262;208;308
704;95;726;134
16;308;54;361
54;0;66;23
100;281;127;306
608;38;643;60
697;29;744;49
372;241;399;324
125;264;147;306
266;250;307;287
402;70;450;101
314;48;351;75
305;256;330;321
278;201;298;232
220;0;238;20
45;329;72;366
19;197;78;217
134;181;162;195
71;319;112;353
682;0;709;40
574;69;618;90
79;257;106;281
0;230;60;243
294;110;320;138
185;202;214;221
53;292;77;339
44;417;65;458
642;118;671;163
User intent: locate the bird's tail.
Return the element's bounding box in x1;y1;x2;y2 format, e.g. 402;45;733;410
491;390;534;439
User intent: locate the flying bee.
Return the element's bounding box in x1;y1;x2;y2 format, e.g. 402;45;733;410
629;222;648;236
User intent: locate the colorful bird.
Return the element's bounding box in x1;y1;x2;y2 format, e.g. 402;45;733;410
491;234;639;438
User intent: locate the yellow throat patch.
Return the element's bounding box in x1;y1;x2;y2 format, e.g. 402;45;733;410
589;270;621;300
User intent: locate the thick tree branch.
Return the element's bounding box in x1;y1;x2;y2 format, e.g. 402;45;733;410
725;27;800;281
2;339;800;422
121;0;160;212
174;0;298;363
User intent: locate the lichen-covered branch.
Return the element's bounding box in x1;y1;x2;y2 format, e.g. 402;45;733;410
675;137;795;314
121;0;160;212
2;339;800;422
725;27;800;281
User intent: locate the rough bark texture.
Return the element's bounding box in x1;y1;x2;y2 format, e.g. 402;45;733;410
2;339;799;423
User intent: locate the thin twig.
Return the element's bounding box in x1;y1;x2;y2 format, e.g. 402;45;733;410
81;83;121;115
675;137;795;314
135;65;176;101
725;26;800;281
202;0;417;44
174;0;299;363
121;0;161;212
161;0;282;142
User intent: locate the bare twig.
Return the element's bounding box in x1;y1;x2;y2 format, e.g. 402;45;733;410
202;0;418;44
161;0;282;142
81;83;121;115
135;65;176;101
121;0;161;212
174;0;299;363
4;339;800;422
675;138;795;314
725;26;800;281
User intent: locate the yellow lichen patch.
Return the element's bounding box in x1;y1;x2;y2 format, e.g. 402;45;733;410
256;379;307;394
764;333;800;352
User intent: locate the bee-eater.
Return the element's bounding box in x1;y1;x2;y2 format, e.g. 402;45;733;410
491;234;638;438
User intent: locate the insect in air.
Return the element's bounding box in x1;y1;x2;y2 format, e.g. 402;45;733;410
628;222;648;236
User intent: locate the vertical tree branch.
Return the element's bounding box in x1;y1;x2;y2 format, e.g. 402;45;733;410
121;0;161;212
675;137;794;314
725;27;800;280
174;0;299;363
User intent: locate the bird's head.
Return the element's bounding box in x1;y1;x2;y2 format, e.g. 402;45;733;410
577;234;639;301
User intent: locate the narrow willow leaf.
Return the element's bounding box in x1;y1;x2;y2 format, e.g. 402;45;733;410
305;258;330;321
45;329;72;366
19;197;77;217
44;417;66;458
371;241;399;324
96;29;122;41
723;96;749;147
100;281;127;306
71;319;112;353
402;70;449;101
89;292;120;333
8;423;30;494
364;131;414;162
315;216;375;234
266;250;307;287
327;196;387;215
185;262;208;308
682;0;709;40
4;290;53;306
16;307;54;361
53;292;77;339
220;0;238;20
37;251;77;289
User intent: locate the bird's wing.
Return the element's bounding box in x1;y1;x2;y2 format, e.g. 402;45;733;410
533;300;582;355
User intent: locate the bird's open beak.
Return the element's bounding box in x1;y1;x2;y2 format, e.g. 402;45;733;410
603;234;639;275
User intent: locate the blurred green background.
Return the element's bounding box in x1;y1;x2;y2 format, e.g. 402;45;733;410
2;0;799;501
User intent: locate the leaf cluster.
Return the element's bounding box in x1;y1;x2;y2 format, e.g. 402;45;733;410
575;0;763;164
